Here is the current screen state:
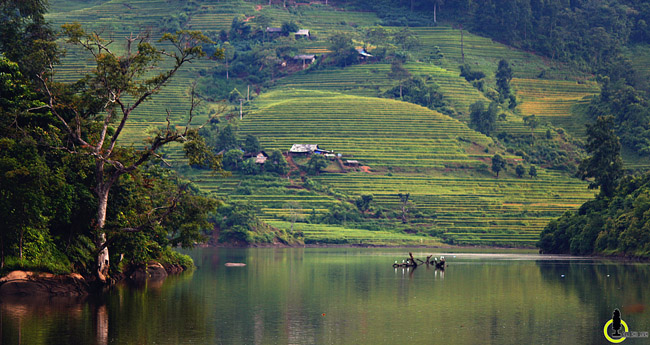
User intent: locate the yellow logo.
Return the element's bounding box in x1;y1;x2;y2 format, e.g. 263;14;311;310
603;318;628;343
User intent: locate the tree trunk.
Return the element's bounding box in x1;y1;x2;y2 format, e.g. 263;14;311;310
399;83;403;100
226;60;229;80
96;187;110;283
409;252;417;267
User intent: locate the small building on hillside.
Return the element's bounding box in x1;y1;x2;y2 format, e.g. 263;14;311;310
254;151;269;164
293;54;316;69
294;29;310;39
290;144;319;154
289;144;332;155
345;160;360;167
266;27;282;34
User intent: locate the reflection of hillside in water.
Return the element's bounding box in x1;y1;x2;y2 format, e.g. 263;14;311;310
535;259;650;344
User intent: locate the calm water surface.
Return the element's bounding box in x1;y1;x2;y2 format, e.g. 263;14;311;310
1;248;649;345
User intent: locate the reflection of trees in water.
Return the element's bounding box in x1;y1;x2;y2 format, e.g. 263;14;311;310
1;296;92;345
536;260;650;307
535;259;650;344
0;271;202;345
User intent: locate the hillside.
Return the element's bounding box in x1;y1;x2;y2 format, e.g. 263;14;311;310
43;0;643;247
185;90;593;246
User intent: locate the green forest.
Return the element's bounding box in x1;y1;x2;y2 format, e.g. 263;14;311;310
2;0;650;284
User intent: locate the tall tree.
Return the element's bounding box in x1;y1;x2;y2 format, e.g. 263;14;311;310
242;134;261;154
470;100;497;136
388;62;411;100
328;32;357;67
222;41;235;80
38;25;224;282
523;114;539;143
398;192;411;223
216;124;239;152
491;154;506;177
495;59;513;101
267;150;288;175
577;115;623;198
306;154;328;175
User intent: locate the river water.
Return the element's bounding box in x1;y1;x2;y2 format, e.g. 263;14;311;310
1;248;649;345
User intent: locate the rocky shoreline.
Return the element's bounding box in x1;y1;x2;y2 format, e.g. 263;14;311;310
0;261;187;297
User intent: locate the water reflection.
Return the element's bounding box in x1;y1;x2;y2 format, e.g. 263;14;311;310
0;249;648;345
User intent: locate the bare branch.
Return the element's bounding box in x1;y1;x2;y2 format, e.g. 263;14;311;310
27;105;50;112
153;152;173;167
36;72;92;148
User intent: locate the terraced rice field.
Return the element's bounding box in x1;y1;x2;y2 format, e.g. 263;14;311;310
241;89;493;168
275;63;490;116
236;89;594;246
512;78;599;136
313;171;593;245
267;221;443;246
188;2;379;53
409;26;546;78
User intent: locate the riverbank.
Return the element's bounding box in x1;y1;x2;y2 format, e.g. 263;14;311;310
0;261;189;297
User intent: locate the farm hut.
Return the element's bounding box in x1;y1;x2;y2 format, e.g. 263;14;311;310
324;153;336;160
294;29;310;39
266;27;282;33
255;151;269;164
293;54;316;69
356;48;372;58
290;144;320;154
345;160;360;167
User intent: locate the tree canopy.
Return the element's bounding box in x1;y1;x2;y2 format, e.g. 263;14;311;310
577;116;623;198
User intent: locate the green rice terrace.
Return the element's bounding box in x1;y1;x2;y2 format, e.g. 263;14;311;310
46;0;607;247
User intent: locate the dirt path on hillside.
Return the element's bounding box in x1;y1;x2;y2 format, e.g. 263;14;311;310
285;154;305;184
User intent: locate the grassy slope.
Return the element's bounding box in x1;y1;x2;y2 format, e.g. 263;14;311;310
46;0;617;246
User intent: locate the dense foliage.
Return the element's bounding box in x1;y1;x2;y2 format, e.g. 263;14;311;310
0;2;233;279
538;173;650;258
537;116;644;257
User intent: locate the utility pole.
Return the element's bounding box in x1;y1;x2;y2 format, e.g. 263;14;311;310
239;98;243;120
247;85;250;101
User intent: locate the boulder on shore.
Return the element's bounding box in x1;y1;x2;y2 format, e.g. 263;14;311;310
0;271;89;297
128;262;169;282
